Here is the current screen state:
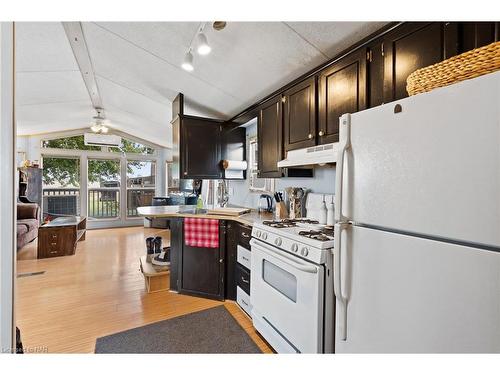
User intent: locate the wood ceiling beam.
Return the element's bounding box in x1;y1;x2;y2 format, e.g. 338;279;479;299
62;22;104;115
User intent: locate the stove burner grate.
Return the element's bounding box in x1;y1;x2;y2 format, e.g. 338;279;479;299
262;218;320;228
262;220;297;228
298;230;334;242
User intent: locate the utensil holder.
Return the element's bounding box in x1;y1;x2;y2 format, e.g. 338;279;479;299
275;201;288;219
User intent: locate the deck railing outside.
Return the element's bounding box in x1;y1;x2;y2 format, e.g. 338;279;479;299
88;188;120;219
127;188;155;217
42;187;155;219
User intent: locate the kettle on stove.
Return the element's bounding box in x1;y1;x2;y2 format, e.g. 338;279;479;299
258;194;273;213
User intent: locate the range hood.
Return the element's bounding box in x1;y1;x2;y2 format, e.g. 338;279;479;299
277;142;339;167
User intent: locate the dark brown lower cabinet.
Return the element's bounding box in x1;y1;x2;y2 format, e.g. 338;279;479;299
225;222;252;300
178;220;226;301
235;263;250;295
225;221;238;300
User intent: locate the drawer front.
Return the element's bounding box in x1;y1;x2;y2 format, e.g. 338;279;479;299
237;245;251;269
236;263;251;295
237;286;253;316
38;228;72;258
238;224;252;249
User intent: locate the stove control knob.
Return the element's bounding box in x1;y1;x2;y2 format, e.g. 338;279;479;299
255;230;261;238
291;243;299;252
274;237;282;246
301;247;309;256
262;232;268;240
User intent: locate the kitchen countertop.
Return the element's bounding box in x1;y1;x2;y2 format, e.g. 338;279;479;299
137;205;274;226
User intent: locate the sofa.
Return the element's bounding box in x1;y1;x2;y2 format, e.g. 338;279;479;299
17;203;40;250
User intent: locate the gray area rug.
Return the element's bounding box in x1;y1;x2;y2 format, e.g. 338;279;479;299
95;306;261;353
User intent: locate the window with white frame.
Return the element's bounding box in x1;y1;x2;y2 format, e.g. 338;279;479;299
248;137;274;192
39;131;162;227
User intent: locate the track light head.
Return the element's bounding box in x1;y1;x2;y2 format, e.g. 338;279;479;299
196;32;211;55
181;50;194;71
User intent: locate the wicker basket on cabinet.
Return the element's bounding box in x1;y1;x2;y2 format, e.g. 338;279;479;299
406;41;500;96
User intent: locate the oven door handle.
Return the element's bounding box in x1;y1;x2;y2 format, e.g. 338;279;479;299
250;239;318;274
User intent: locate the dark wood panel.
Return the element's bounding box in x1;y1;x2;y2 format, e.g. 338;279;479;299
237;223;252;250
444;22;459;59
169;218;183;292
383;22;445;102
258;95;283;178
180;116;222;179
179;221;225;300
37;218;86;259
235;263;250;295
318;48;367;143
283;77;316;151
225;221;237;300
367;43;384;108
459;22;499;52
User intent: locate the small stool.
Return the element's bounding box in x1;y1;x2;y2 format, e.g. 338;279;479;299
139;255;170;293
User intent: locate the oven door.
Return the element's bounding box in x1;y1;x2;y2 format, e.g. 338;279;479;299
250;238;324;353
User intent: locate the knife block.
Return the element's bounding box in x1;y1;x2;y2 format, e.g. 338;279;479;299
275;201;288;219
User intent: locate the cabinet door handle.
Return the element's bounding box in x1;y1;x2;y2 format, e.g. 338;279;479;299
308;134;313;139
50;242;57;246
319;130;324;136
183;171;188;176
241;277;249;284
241;232;250;239
281;97;286;103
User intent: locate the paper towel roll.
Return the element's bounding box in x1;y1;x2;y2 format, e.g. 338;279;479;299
221;160;248;171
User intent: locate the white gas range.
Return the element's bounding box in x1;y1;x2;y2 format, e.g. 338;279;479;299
249;219;335;354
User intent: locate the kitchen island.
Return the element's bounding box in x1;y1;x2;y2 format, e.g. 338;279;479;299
137;205;272;301
137;205;273;226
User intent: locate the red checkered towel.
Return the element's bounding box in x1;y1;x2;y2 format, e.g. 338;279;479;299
184;218;219;248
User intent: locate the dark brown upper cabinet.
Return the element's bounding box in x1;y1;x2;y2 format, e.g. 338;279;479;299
283;77;317;151
367;41;385;108
382;22;445;102
258;95;283;178
318;48;367;144
458;22;499;52
180;115;223;180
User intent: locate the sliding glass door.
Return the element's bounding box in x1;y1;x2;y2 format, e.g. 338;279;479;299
126;160;156;217
87;158;121;220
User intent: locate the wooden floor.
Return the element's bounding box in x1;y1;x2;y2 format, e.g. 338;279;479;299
16;226;273;353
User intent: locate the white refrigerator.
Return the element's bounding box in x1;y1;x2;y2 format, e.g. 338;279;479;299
333;71;500;353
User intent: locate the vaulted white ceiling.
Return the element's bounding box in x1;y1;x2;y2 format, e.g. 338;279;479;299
15;21;387;147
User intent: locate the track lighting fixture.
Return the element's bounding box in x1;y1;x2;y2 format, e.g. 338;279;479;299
181;49;194;71
196;32;211;55
181;22;221;71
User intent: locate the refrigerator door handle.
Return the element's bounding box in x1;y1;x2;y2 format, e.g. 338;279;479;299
335;114;351;222
334;222;349;341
